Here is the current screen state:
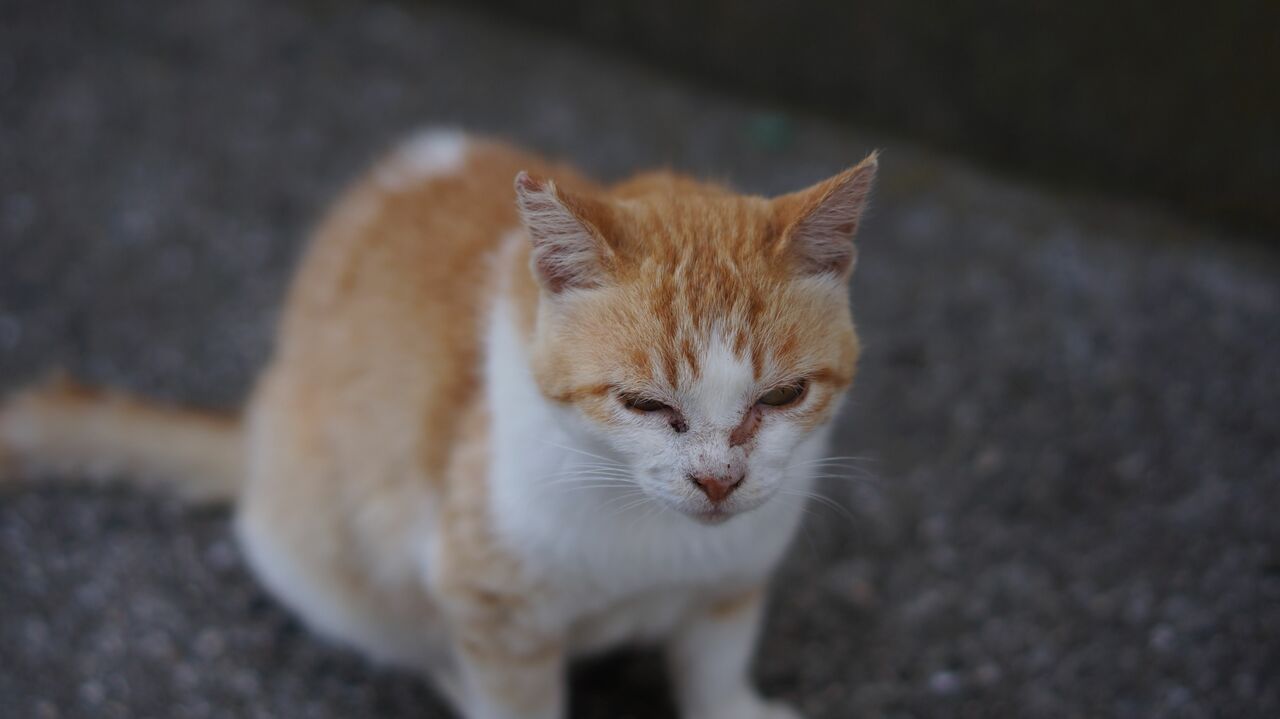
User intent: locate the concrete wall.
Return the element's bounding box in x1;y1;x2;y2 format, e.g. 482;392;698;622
459;0;1279;237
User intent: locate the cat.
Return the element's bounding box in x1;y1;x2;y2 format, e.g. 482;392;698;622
0;130;878;719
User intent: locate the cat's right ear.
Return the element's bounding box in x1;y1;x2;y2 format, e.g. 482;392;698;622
514;172;614;294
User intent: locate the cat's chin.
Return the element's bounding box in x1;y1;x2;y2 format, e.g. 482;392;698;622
668;495;773;525
684;503;765;525
689;508;735;525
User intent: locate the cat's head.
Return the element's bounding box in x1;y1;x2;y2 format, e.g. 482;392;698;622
516;156;876;523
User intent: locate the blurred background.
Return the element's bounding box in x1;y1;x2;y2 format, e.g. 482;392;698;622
1;1;1277;718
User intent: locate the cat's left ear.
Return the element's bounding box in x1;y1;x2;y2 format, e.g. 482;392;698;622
515;171;615;294
774;152;879;278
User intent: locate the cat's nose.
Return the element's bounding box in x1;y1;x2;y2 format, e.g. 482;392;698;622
689;472;744;503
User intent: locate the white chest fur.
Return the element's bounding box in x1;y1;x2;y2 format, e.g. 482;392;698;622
482;280;822;635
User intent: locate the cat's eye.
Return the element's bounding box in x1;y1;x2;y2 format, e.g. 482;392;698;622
622;395;670;413
757;381;807;408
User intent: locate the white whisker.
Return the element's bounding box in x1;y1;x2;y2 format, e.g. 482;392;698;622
779;488;857;523
552;487;635;495
806;472;882;485
538;469;635;482
791;456;879;469
603;492;654;520
542;477;635;487
623;499;665;533
535;440;626;467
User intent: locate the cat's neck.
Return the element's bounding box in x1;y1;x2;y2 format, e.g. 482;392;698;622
495;229;542;350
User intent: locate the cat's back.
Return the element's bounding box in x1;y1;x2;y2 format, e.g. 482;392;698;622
280;131;578;351
256;132;589;484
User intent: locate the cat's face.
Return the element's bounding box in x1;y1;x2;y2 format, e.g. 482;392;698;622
518;157;876;523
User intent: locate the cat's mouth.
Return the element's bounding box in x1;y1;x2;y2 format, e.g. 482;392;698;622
687;498;771;524
691;508;733;525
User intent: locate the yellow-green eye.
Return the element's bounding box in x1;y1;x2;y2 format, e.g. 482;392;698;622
623;395;670;413
757;382;807;407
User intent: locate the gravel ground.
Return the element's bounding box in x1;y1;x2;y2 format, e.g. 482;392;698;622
1;1;1278;717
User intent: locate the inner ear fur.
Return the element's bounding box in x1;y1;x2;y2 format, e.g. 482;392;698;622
514;171;616;294
772;152;879;277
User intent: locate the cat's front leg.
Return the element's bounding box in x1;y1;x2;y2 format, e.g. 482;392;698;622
436;579;564;718
666;587;803;719
450;624;566;719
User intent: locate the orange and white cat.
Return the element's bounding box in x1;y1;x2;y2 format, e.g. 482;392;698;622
0;130;877;719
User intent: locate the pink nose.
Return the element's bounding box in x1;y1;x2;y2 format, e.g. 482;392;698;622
690;473;744;503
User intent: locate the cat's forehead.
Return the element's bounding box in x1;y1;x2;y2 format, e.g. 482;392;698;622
611;193;778;264
597;272;847;394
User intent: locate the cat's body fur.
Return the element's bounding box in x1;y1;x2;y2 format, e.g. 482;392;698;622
1;131;877;719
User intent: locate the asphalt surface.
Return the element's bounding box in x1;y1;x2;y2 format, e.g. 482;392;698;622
1;1;1278;718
